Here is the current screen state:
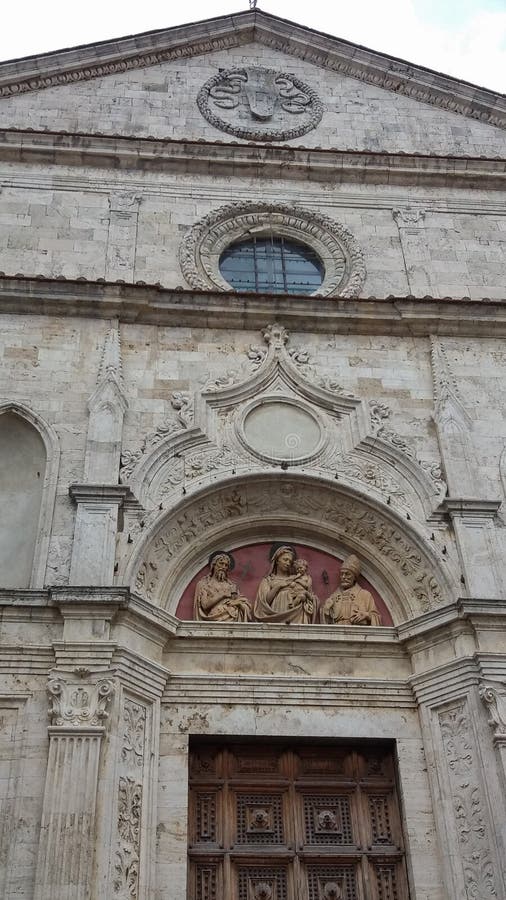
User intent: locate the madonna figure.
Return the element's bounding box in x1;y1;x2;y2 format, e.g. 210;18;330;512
254;544;318;624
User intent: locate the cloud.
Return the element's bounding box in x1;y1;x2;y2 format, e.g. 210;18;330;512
1;0;505;93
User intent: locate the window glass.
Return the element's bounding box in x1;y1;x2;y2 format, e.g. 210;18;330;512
219;236;324;294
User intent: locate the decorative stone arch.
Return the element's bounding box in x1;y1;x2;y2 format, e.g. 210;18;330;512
179;202;366;298
127;472;457;625
0;401;60;588
120;324;443;523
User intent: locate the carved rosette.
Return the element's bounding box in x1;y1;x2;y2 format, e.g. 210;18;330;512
179;202;366;298
47;676;114;728
197;65;323;142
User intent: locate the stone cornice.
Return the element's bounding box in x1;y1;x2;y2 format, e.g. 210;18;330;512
68;483;133;505
438;498;502;518
2;588;506;649
1;130;505;189
162;674;416;708
0;276;505;337
0;10;504;129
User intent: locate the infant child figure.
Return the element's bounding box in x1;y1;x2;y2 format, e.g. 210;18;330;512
287;558;317;616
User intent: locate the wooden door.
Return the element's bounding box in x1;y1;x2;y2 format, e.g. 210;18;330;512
188;742;410;900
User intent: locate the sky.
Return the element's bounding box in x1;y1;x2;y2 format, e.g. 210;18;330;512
1;0;506;93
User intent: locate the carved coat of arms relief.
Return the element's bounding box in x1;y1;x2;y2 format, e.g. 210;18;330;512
197;65;323;141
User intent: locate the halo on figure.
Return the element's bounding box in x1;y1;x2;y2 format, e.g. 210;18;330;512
208;550;235;571
269;542;297;565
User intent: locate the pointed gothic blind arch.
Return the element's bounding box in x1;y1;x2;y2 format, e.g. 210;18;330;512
0;410;48;588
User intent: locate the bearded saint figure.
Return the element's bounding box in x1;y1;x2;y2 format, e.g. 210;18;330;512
254;544;318;624
193;551;252;622
320;554;382;626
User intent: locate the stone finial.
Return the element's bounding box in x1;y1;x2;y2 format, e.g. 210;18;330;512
480;682;506;739
47;675;115;728
430;337;461;406
97;327;123;386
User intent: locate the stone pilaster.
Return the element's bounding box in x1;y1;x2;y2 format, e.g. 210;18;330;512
93;655;168;900
69;327;130;585
105;192;141;282
34;674;114;900
84;326;128;484
392;206;430;294
430;337;503;598
69;484;130;584
412;665;506;899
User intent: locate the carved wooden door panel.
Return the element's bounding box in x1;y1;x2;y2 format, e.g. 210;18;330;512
188;742;410;900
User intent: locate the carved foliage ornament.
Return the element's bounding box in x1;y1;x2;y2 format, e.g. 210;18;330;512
179;202;366;298
47;676;114;728
120;390;193;483
197;65;323;141
439;703;497;898
114;698;147;900
134;480;445;613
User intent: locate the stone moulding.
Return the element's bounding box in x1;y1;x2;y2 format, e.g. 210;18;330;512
0;10;504;129
197;66;323;142
125;474;456;622
1;131;505;190
179;202;366;298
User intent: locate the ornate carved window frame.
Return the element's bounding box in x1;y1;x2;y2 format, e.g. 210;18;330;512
179;202;367;298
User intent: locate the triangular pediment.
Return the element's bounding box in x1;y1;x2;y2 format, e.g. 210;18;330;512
0;9;505;138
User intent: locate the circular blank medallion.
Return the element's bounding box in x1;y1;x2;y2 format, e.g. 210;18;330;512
243;401;322;462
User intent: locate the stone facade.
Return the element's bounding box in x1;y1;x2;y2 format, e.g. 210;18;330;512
0;9;506;900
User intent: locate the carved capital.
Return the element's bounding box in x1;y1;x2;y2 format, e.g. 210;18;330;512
47;674;115;728
480;682;506;739
393;207;426;227
109;192;142;216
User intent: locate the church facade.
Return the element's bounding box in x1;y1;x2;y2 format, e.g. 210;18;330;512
0;8;506;900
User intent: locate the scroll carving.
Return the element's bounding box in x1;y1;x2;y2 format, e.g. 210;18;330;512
369;399;446;496
480;682;506;739
197;66;323;142
47;675;114;728
114;698;147;900
120;390;193;482
121;699;147;767
439;703;497;898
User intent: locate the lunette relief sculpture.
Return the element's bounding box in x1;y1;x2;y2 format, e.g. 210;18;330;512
193;545;386;625
320;554;382;626
194;550;253;622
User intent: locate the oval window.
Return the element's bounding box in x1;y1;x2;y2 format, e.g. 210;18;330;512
219;236;324;295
